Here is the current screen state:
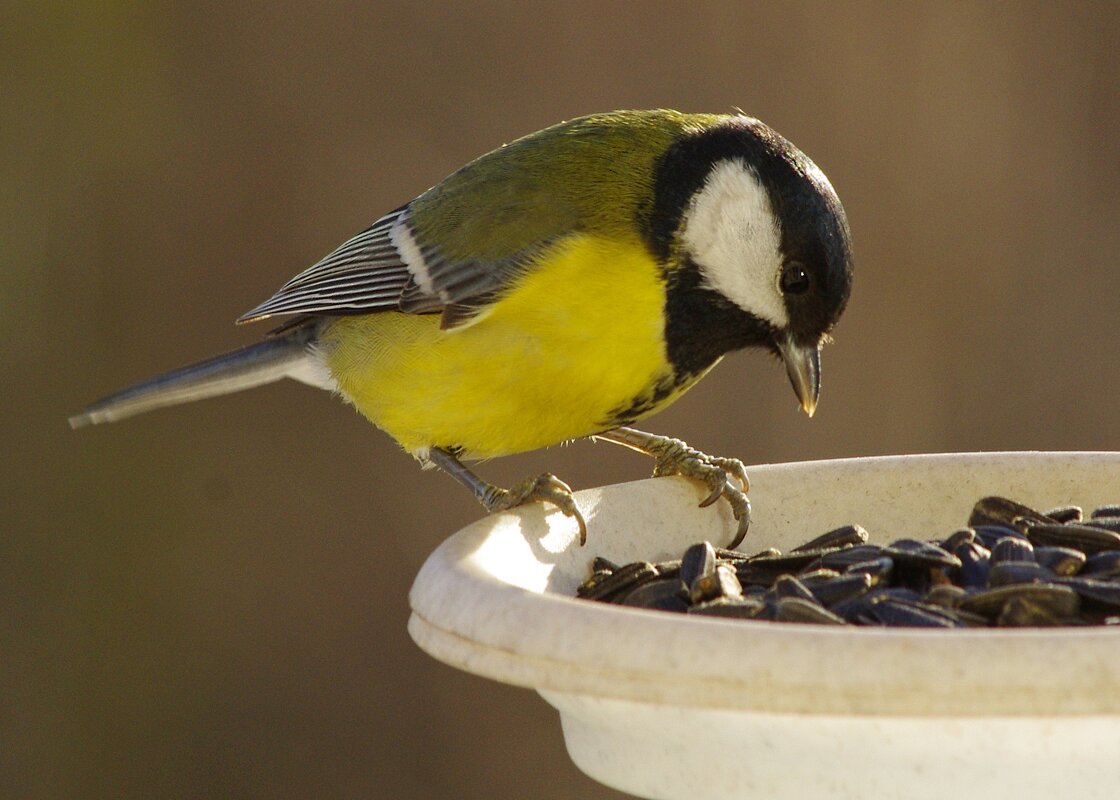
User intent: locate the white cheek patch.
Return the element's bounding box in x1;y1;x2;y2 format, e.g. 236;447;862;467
680;158;788;328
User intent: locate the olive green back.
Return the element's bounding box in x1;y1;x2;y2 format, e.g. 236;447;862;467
408;110;727;262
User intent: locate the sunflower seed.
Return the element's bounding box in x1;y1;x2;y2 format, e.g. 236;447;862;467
882;538;961;569
972;524;1030;549
997;596;1073;627
959;584;1080;619
690;563;742;604
1083;517;1120;533
620;577;690;612
776;597;846;625
791;524;870;552
969;496;1055;530
869;598;959;628
1044;505;1083;524
1054;577;1120;611
1034;546;1086;576
741;547;781;561
688;595;767;619
774;574;817;602
868;586;924;603
578;561;658;601
987;561;1049;587
924;585;967;608
811;572;873;605
591;556;620;574
797;568;843;586
942;528;976;551
746;548;843;571
845;556;894;585
989;537;1035;564
1080;550;1120;579
819;544;886;570
949;541;991;589
680;541;717;587
1027;523;1120;555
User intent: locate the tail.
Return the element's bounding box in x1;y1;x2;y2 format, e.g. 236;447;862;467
69;327;330;429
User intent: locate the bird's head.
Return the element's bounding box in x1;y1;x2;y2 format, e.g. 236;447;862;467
647;115;853;417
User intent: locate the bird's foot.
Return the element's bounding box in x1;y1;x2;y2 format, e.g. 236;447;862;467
595;427;751;548
480;473;588;545
425;448;588;545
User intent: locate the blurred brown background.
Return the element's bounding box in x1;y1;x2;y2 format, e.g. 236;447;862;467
4;2;1118;798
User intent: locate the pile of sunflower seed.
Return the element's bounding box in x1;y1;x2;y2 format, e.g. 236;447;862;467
576;496;1120;627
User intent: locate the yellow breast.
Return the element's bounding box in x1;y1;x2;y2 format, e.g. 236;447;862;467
320;234;687;458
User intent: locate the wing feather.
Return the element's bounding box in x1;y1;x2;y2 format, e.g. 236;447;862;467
239;206;413;323
238;202;546;329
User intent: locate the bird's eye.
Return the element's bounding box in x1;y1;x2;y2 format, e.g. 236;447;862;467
779;262;811;296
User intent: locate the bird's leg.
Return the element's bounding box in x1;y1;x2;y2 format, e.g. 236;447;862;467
593;427;751;548
426;447;588;545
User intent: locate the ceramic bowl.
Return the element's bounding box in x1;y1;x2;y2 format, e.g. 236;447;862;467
408;452;1120;800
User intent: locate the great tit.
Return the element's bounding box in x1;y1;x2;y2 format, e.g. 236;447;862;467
70;110;853;547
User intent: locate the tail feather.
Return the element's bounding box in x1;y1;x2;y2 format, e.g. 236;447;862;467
69;329;324;429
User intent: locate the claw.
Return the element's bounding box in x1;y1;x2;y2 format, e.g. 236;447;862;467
726;494;753;549
483;473;588;545
698;474;728;508
594;428;752;548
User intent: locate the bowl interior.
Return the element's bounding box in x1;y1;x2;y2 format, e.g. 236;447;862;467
481;451;1120;595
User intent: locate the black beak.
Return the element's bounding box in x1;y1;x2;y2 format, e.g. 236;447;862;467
777;335;821;417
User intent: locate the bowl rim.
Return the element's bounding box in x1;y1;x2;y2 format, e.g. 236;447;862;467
408;451;1120;717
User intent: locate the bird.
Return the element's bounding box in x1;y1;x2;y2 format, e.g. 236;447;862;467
70;109;853;548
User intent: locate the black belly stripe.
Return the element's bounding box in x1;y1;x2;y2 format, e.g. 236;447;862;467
602;373;679;428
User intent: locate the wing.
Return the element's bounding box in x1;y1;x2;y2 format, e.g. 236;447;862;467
238;205;411;323
238;203;548;330
239;111;683;329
